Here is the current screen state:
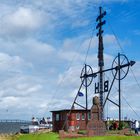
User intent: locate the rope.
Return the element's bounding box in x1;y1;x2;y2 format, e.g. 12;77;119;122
130;68;140;90
84;26;96;64
107;20;124;53
122;95;140;120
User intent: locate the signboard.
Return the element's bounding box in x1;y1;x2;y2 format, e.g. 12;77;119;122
95;80;109;94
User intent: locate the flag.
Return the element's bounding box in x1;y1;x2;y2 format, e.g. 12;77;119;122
78;91;84;97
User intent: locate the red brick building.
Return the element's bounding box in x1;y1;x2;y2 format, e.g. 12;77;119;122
51;109;91;132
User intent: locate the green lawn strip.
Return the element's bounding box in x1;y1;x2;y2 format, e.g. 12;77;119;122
16;132;59;140
65;136;140;140
9;133;140;140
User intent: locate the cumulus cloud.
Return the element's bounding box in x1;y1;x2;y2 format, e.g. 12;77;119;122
0;7;43;38
21;38;56;62
0;52;32;75
7;7;41;28
58;66;82;88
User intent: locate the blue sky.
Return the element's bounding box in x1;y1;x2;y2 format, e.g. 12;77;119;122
0;0;139;121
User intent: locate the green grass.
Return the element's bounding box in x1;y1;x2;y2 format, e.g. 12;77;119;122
7;133;140;140
2;132;59;140
65;136;140;140
16;132;59;140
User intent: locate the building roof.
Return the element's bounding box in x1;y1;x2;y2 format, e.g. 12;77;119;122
50;109;90;113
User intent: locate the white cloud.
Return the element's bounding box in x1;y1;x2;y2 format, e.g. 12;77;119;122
7;7;41;29
15;83;42;94
58;51;81;62
0;7;43;37
0;38;56;68
0;75;42;97
22;38;55;57
0;96;19;108
0;52;32;73
104;34;116;44
58;65;82;89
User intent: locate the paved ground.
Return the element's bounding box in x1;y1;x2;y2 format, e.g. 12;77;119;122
0;135;10;140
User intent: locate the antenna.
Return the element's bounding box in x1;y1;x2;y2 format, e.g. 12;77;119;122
96;7;106;119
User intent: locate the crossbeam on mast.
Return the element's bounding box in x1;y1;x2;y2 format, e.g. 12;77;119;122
80;60;135;79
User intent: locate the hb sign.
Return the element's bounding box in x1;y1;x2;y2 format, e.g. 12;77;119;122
95;80;109;94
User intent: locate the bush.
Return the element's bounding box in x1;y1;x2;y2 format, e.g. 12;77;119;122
118;122;129;130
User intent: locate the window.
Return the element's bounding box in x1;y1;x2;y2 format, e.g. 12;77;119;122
76;113;80;120
82;113;85;120
76;125;80;129
56;114;60;121
88;112;91;120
